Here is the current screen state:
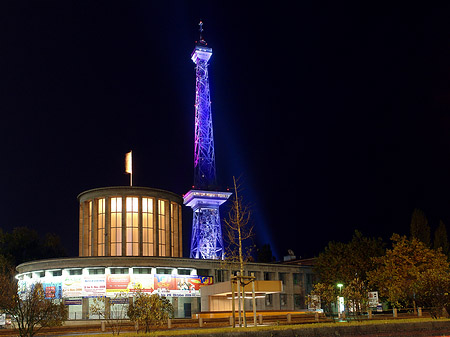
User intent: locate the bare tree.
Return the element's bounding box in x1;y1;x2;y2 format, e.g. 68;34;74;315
0;269;67;337
90;293;129;335
223;176;254;327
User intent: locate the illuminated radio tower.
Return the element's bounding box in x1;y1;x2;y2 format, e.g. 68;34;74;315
184;22;231;259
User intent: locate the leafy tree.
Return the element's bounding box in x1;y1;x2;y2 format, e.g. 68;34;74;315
314;230;385;286
0;227;67;269
0;269;67;337
410;208;431;247
368;234;449;309
308;283;337;315
341;277;368;317
127;291;173;333
415;267;450;318
313;231;384;317
434;220;449;257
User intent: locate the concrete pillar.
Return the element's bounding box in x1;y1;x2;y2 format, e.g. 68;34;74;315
154;198;159;256
138;196;143;256
93;199;98;256
178;206;183;257
199;317;203;327
368;309;372;319
82;298;89;320
418;307;422;317
121;197;126;256
393;308;398;318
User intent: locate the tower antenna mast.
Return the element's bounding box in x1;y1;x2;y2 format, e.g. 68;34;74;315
184;22;231;260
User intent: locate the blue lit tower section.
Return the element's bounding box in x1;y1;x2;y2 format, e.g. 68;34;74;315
185;22;231;259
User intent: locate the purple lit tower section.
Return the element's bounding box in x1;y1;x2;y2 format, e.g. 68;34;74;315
184;22;231;260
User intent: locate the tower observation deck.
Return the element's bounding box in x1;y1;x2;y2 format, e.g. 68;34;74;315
185;22;231;260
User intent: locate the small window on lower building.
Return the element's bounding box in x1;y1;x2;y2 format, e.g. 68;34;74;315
215;269;226;282
177;269;192;275
196;269;210;277
280;293;287;307
52;270;62;277
133;268;152;274
294;294;304;309
156;268;172;275
264;272;274;280
110;268;129;274
89;268;105;275
266;294;273;306
69;269;82;276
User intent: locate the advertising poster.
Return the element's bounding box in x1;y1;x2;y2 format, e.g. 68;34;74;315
106;274;131;294
43;282;62;299
83;275;106;297
153;275;213;297
153;274;177;292
129;274;154;293
62;275;83;298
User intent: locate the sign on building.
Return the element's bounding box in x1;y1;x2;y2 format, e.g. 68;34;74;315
368;291;379;307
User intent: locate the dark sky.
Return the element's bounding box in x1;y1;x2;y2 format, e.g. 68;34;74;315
0;1;449;260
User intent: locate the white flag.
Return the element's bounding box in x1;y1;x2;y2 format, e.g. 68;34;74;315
125;151;132;174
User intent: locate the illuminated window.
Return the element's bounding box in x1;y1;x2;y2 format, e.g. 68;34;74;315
158;200;166;256
126;197;139;256
142;198;154;256
97;198;105;256
171;203;176;256
88;201;92;256
110;197;122;256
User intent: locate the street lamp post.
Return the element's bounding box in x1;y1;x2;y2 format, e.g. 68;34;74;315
337;283;344;318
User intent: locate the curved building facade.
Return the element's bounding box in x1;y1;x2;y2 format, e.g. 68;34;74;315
15;185;315;320
78;187;182;258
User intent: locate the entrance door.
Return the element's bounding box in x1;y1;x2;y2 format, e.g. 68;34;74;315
184;303;192;318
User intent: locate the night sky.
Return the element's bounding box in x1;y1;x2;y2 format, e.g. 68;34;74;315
0;2;449;261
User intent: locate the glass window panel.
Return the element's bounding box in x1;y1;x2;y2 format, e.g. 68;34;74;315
110;197;122;256
142;198;154;256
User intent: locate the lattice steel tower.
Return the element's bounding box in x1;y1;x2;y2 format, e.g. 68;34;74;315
184;22;231;259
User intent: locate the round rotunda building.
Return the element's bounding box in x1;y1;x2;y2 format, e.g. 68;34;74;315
78;186;183;258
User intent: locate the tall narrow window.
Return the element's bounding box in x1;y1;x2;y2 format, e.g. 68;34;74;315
126;197;139;256
110;197;122;256
88;201;92;256
171;203;176;256
97;198;105;256
158;200;166;256
142;198;154;256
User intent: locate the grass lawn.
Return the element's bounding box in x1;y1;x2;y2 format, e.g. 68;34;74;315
74;317;450;337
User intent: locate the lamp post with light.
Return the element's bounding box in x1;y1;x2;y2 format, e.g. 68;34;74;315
337;283;344;318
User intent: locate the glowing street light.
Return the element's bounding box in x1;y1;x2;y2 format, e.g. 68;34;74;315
337;283;344;317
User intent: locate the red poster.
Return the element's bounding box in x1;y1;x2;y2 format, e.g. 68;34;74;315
154;275;177;291
106;274;130;291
